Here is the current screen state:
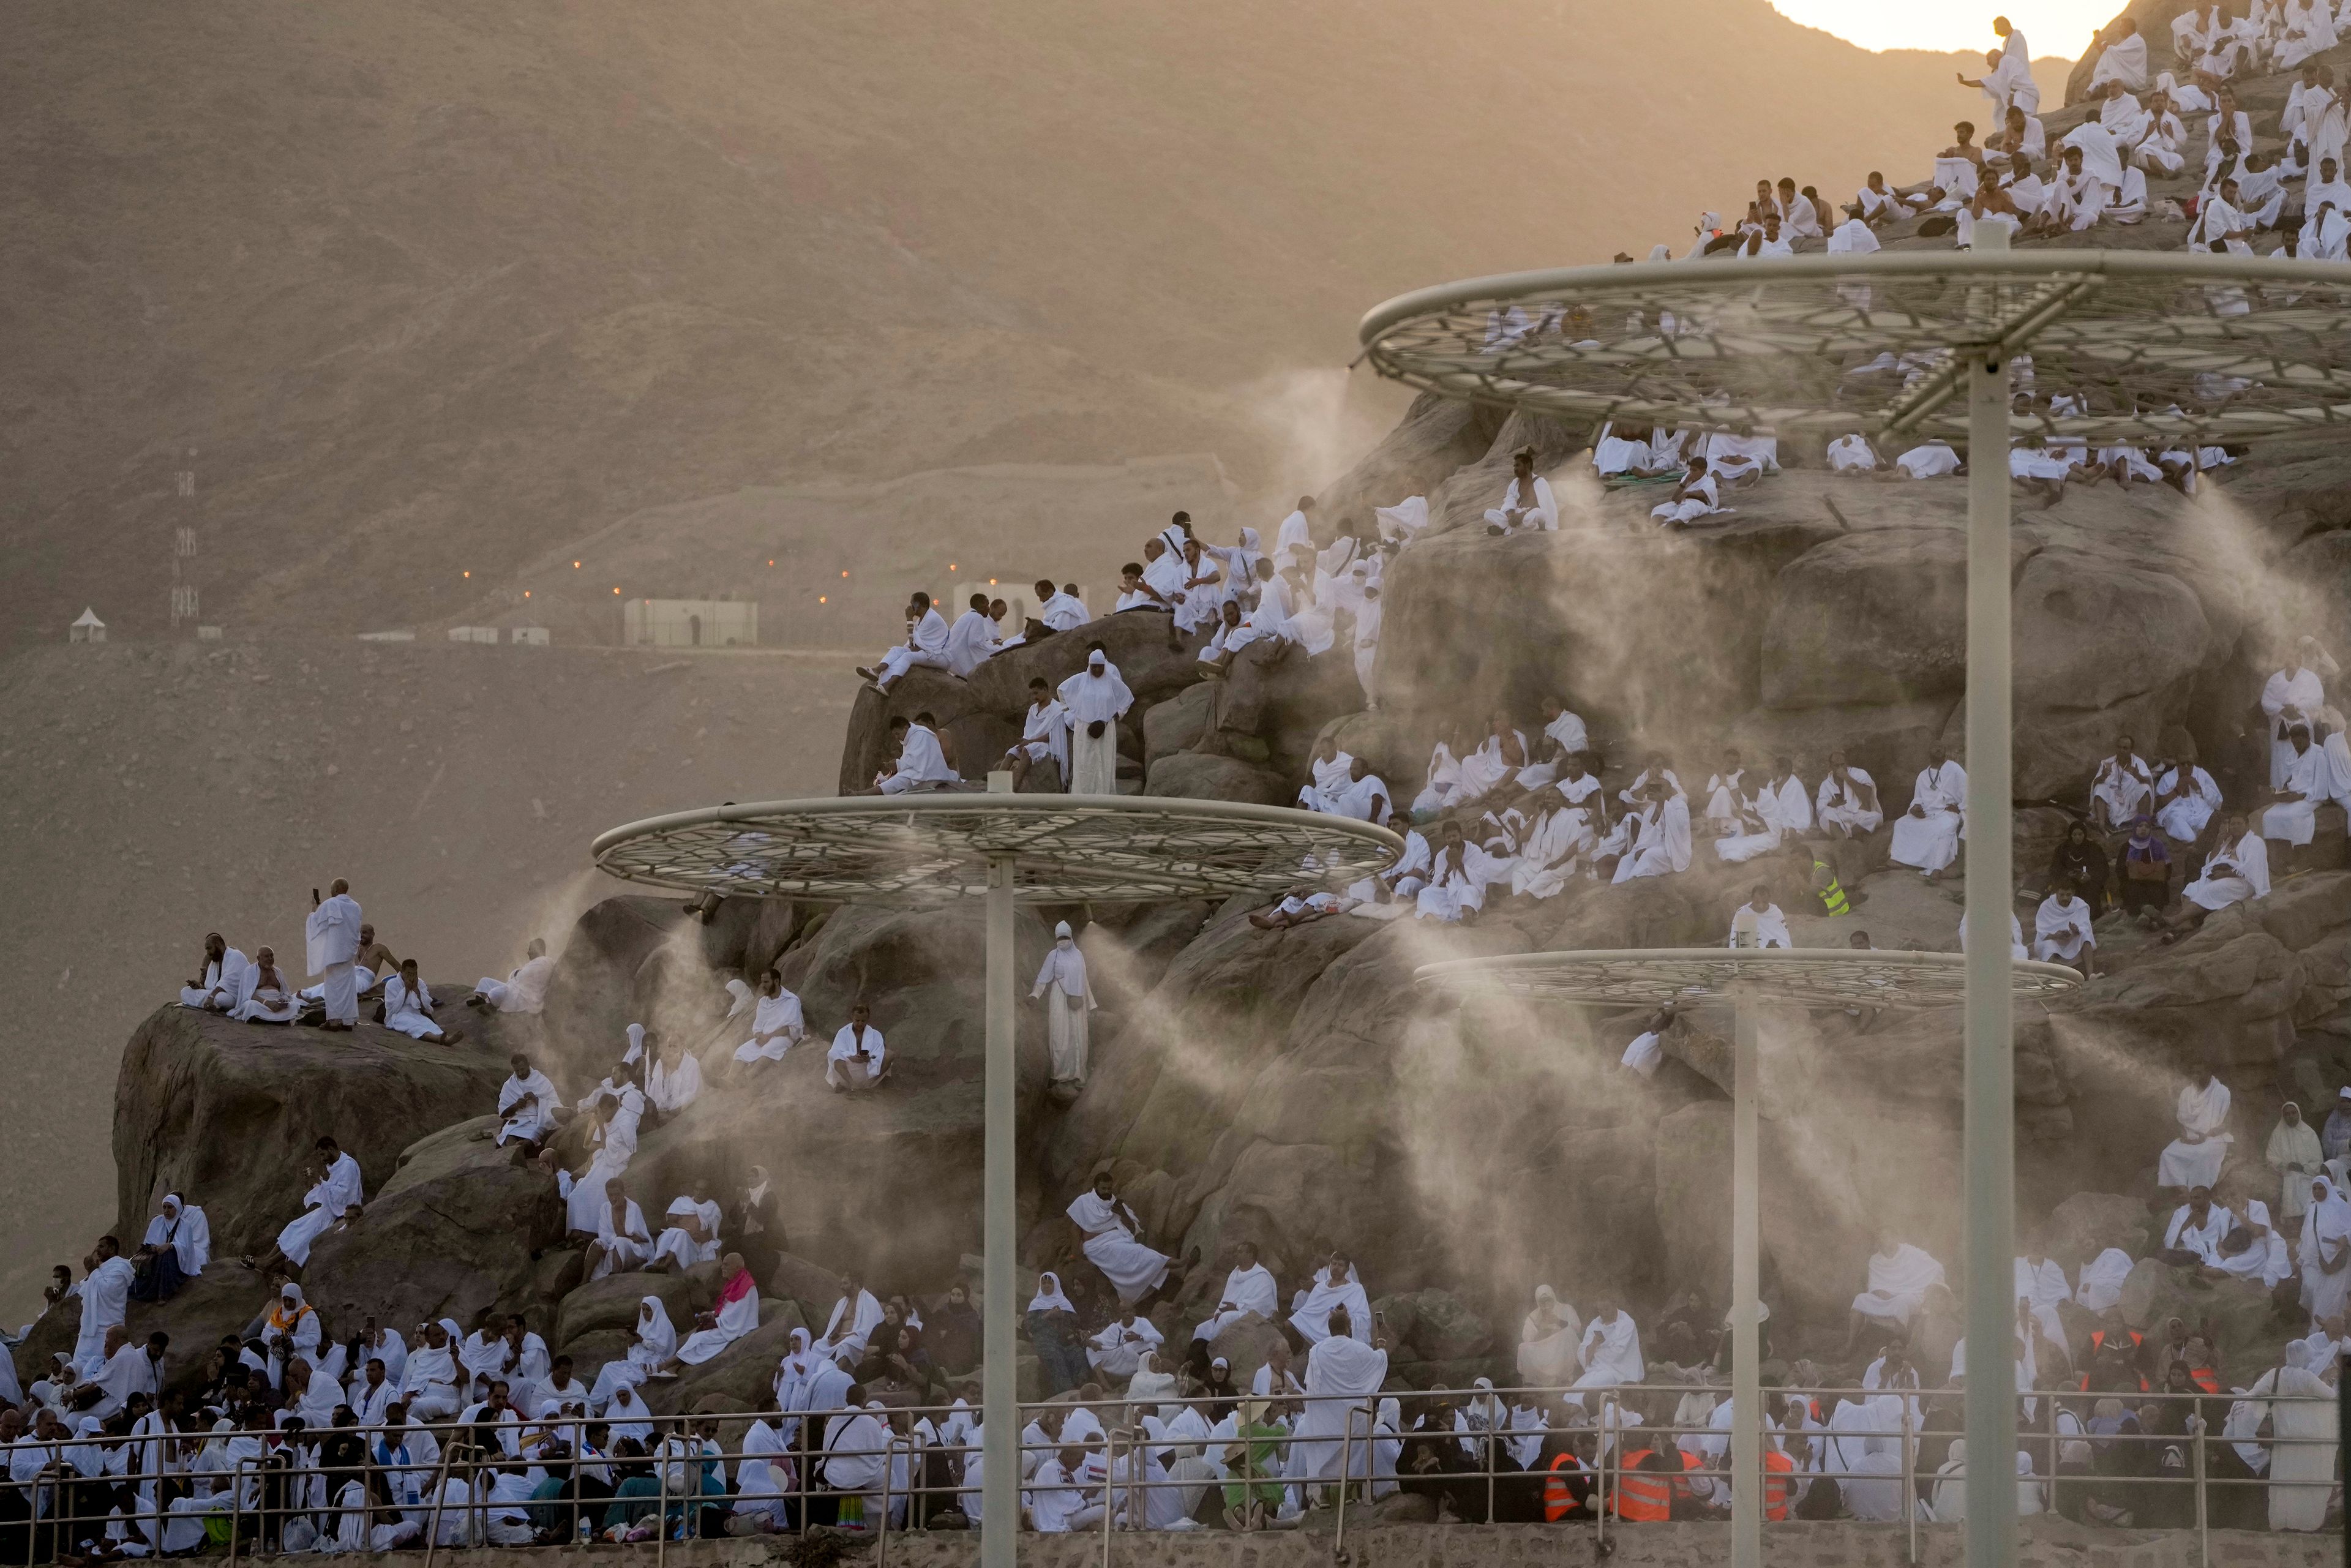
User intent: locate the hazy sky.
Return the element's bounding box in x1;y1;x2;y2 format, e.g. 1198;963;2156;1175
1771;0;2099;57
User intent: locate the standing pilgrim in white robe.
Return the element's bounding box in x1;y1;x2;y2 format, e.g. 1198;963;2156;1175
1067;1187;1172;1305
1851;1242;1946;1327
2245;1348;2338;1531
1059;655;1133;796
1292;1332;1389;1482
306;889;364;1027
1032;921;1098;1086
71;1254;137;1375
2299;1178;2351;1323
2013;1256;2072;1348
1889;760;1967;873
2159;1075;2234;1190
277;1149;365;1267
1289;1265;1373;1345
565;1091;640;1232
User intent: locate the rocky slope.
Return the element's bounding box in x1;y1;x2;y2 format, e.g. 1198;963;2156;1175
33;0;2351;1407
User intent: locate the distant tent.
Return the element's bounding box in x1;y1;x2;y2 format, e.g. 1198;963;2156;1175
69;608;106;643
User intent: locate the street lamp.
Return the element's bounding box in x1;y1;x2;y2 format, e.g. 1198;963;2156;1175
1416;947;2080;1567
1363;241;2351;1564
593;781;1400;1568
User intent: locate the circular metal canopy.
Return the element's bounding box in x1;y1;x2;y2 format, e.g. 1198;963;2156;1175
1358;250;2351;446
591;793;1403;906
1415;947;2083;1010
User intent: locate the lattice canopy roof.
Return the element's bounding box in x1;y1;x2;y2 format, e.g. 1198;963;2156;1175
1358;251;2351;446
1415;947;2084;1010
591;794;1403;906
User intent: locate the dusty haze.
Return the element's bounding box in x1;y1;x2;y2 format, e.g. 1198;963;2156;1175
1;0;2067;1316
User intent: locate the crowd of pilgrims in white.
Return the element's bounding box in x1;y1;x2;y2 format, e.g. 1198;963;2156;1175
13;10;2351;1550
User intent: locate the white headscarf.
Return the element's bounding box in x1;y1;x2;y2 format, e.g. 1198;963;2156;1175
2301;1175;2351;1273
636;1296;678;1362
624;1022;646;1063
723;979;754;1018
1029;1272;1075;1314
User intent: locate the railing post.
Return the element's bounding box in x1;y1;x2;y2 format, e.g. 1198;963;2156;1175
1903;1404;1917;1567
655;1428;669;1566
2190;1412;2208;1568
1594;1395;1608;1552
877;1433;894;1568
1098;1428;1117;1568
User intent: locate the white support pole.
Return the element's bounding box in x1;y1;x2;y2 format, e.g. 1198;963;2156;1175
982;771;1019;1568
1960;225;2018;1568
1730;990;1761;1568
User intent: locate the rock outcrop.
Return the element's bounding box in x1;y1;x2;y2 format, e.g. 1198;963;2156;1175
111;1000;516;1257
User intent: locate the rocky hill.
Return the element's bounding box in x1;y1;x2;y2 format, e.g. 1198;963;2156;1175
34;0;2351;1414
4;0;2067;653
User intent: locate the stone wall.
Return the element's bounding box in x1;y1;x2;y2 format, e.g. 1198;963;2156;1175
389;1519;2336;1568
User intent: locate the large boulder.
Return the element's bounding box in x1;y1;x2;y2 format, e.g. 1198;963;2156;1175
620;899;1058;1293
538;895;691;1082
10;1267;274;1401
1145;751;1289;805
643;1301;806;1416
301;1116;568;1335
111;1002;515;1259
835;612;1205;792
2040;1193;2153;1272
1312;391;1506;543
2116;1258;2290;1374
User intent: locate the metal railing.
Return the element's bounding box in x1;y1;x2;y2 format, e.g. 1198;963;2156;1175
0;1379;2333;1564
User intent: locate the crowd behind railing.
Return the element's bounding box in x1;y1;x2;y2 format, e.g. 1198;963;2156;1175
2;1381;2340;1563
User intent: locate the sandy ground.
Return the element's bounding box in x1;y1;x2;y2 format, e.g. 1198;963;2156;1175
0;639;854;1320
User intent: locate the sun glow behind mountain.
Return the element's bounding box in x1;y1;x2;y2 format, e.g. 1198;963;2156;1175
1768;0;2098;57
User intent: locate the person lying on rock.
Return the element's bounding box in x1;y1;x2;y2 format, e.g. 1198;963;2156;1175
1248;887;1346;930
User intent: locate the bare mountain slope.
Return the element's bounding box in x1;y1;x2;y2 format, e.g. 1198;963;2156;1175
4;0;2062;650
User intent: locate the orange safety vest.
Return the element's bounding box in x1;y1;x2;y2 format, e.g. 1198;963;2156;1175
2188;1365;2220;1395
1762;1449;1796;1521
2081;1328;2150;1391
1614;1452;1672;1522
1542;1452;1587;1520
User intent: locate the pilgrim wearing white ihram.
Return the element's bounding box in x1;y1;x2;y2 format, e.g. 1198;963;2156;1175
1851;1240;1946;1328
1067;1179;1173;1305
2158;1073;2234;1190
1032;921;1098;1087
1889;759;1967;874
1192;1257;1281;1343
1291;1262;1374;1345
1293;1322;1389;1482
306;883;364;1029
1059;651;1134;796
277;1147;365;1268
